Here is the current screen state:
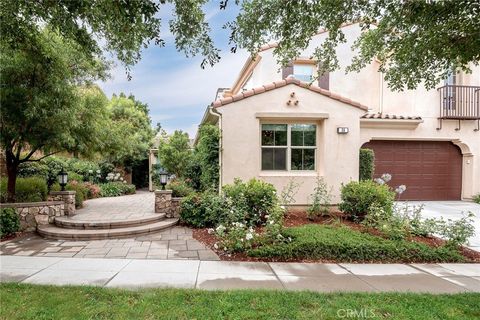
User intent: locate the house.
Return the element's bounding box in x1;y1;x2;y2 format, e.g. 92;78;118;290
197;23;480;205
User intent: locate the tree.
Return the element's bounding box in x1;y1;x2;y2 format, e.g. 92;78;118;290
0;29;108;202
104;94;156;168
195;124;220;191
158;131;193;178
0;0;220;73
230;0;480;90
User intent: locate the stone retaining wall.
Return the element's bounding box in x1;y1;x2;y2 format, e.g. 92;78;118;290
154;190;183;218
0;201;64;231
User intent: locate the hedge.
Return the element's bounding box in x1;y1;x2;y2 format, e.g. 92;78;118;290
359;148;375;181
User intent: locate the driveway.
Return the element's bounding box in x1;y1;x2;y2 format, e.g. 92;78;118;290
403;201;480;252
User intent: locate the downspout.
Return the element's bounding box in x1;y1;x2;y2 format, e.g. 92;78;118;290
379;71;384;113
208;106;223;193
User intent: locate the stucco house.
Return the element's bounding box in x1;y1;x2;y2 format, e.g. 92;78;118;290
197;23;479;205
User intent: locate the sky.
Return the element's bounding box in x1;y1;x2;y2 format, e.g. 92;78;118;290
98;2;247;138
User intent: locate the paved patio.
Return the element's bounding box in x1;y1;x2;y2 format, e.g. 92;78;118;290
0;192;219;260
1;256;479;292
405;201;480;252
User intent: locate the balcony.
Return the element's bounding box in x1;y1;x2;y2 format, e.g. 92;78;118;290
437;85;480;131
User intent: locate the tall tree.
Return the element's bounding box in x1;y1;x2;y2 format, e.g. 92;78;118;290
230;0;480;90
158;130;193;178
104;94;156;168
0;0;220;73
0;29;109;202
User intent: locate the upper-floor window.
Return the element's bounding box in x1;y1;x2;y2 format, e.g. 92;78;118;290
261;124;316;171
293;64;315;82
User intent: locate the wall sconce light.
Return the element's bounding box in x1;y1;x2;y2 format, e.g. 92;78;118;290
337;127;349;134
290;92;295;97
287;100;291;105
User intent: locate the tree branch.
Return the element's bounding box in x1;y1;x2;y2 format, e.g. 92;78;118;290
23;150;61;163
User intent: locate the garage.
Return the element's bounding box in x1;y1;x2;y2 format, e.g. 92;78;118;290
362;140;462;200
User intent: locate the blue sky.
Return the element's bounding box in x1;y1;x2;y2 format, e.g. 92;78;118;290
99;2;247;138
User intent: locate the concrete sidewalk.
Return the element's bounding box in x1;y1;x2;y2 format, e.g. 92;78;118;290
1;256;479;293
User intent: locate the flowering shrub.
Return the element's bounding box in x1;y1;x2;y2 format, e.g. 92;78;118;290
363;202;475;248
223;178;278;226
339;180;395;221
99;182;135;197
82;182;101;199
166;178;195;197
214;222;258;253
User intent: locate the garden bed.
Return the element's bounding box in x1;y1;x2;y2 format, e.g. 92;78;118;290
192;211;480;263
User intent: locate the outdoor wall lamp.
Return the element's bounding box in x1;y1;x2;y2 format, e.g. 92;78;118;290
57;167;68;191
159;168;169;190
337;127;349;134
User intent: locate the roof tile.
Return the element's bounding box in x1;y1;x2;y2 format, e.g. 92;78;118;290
361;113;422;120
211;77;368;111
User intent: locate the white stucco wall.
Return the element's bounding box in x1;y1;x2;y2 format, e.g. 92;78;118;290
218;84;366;205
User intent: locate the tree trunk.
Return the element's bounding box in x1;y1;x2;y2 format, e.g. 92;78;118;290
5;151;18;203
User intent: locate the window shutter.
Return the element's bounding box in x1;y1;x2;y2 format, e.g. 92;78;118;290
282;61;294;79
318;71;329;90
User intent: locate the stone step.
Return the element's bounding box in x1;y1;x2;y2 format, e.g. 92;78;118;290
54;213;166;230
37;218;179;240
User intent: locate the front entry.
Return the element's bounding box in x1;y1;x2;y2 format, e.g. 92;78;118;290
362;140;462;200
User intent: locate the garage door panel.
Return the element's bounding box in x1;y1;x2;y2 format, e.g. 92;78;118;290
363;141;462;200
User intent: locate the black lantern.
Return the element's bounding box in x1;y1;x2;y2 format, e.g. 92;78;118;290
58;167;68;191
159;167;168;190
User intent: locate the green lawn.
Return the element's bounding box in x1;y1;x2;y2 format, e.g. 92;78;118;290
248;224;466;262
1;283;479;320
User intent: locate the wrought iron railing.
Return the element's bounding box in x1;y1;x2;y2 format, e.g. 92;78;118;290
437;85;480;119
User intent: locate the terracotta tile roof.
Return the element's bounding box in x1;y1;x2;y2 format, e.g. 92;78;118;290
211;77;368;111
361;113;422;120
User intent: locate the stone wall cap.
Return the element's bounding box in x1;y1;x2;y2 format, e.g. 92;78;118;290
49;191;76;195
154;190;173;194
172;197;184;201
0;201;64;208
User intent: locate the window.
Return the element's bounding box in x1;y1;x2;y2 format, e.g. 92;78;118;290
261;124;316;171
293;64;314;82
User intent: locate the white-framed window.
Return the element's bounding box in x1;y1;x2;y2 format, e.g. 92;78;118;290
261;123;316;171
293;64;315;82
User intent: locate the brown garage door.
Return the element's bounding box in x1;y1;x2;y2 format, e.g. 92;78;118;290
362;140;462;200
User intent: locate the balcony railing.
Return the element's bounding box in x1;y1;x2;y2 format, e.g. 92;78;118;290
437;85;480;120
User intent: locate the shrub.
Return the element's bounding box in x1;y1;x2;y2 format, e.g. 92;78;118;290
167;178;195;197
66;158;100;181
223;178;278;226
17;162;49;179
180;192;228;228
184;156;202;191
82;182;101;199
99;182;136;197
0;208;20;237
67;171;84;182
307;176;331;220
215;223;258;253
473;194;480;204
0;177;48;203
359;148;375;181
437;212;476;248
339;180;395;221
248;224;465;263
42;156;68;187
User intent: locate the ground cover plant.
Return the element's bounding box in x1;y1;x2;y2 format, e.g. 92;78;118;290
248;224;465;263
1;284;479;320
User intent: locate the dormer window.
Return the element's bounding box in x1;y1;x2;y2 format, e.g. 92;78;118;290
293;64;315;82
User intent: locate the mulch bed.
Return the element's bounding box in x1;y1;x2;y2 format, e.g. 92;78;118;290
192;211;480;263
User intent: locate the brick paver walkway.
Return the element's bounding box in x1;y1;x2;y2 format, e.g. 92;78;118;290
0;192;219;261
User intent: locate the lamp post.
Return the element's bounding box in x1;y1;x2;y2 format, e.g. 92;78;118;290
58;168;68;191
159;168;168;190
